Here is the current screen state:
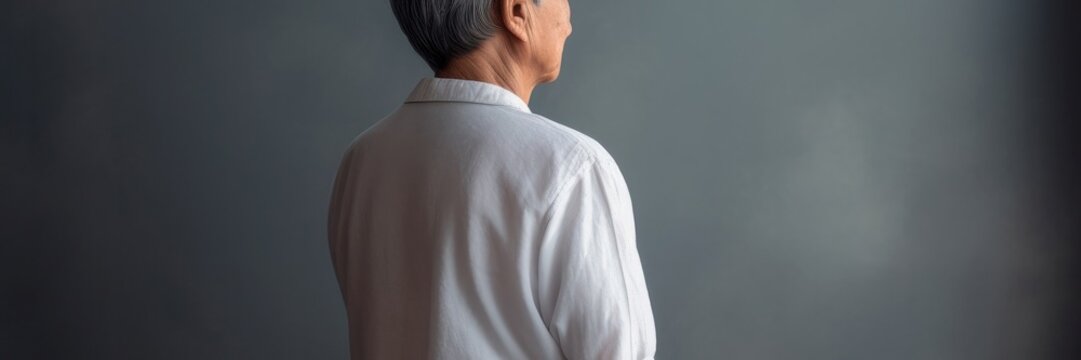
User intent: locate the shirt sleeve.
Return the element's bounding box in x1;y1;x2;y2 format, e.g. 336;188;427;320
537;154;657;360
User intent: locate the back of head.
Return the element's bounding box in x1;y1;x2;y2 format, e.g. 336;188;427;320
390;0;501;72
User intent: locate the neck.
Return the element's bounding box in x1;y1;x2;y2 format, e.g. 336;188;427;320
435;38;537;104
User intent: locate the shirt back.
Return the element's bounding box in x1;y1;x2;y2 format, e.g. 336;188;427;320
328;78;656;359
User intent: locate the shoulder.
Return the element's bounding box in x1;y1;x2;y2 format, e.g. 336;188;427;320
515;111;617;167
514;112;626;200
455;107;623;209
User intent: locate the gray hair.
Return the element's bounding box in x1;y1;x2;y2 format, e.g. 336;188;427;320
390;0;535;71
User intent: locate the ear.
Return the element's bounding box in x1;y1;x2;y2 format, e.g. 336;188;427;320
497;0;533;43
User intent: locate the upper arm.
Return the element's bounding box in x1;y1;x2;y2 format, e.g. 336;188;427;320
536;156;657;360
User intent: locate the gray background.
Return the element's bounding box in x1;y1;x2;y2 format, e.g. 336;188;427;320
4;0;1078;359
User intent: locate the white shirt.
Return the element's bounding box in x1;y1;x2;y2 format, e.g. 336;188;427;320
328;77;656;360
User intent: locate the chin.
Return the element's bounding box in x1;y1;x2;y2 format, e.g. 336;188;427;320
539;67;561;84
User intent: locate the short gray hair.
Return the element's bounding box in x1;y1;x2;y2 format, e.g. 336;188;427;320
390;0;535;71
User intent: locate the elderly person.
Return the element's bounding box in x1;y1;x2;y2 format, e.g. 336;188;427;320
327;0;656;358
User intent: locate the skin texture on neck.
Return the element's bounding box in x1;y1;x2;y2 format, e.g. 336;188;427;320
435;0;572;105
435;35;539;105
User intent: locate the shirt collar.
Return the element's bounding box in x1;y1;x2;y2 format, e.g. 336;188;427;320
405;77;532;113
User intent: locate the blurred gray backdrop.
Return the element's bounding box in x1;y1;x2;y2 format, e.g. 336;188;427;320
4;0;1078;359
